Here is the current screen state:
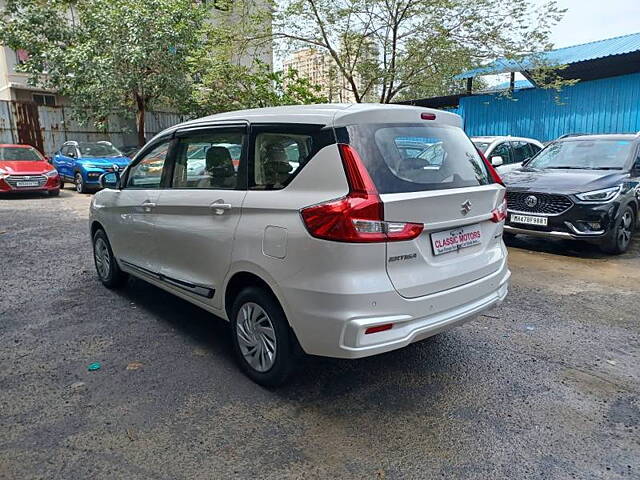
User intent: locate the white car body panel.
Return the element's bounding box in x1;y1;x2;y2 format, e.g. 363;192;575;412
91;104;510;359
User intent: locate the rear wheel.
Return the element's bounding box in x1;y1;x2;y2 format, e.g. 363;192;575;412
230;287;298;387
75;172;87;193
92;229;127;288
600;206;635;254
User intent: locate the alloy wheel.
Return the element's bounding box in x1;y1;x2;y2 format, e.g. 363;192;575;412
94;237;111;280
617;210;633;250
236;302;277;373
75;173;83;193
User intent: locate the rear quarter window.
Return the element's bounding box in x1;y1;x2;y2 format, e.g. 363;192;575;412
338;123;492;194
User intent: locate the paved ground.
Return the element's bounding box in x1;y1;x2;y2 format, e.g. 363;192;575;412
1;190;639;480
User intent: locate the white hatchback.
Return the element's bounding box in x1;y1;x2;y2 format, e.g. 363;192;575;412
90;104;510;386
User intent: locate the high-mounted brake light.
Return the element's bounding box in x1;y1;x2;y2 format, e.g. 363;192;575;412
300;144;424;243
421;112;436;120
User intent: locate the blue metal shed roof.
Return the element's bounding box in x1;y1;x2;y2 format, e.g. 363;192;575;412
457;32;640;79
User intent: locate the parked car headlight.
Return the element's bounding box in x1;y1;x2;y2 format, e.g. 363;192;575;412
575;185;622;202
44;169;59;177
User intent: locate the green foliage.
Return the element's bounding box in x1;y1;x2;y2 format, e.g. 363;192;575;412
190;60;328;116
272;0;569;103
1;0;208;144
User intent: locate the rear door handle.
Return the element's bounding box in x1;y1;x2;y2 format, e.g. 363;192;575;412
141;201;156;212
210;201;232;215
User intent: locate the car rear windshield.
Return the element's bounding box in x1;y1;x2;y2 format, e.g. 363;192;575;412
78;142;122;158
338;123;492;194
0;146;43;161
528;139;633;170
472;141;491;153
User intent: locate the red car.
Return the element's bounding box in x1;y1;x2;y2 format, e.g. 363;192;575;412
0;144;61;196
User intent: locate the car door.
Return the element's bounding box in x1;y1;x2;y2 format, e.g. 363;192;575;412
105;138;174;273
153;125;248;308
488;142;512;169
54;145;72;179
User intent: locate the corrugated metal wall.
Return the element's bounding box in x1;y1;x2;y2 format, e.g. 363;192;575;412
459;72;640;142
0;101;187;155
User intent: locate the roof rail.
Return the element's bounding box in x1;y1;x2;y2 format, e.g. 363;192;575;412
557;133;587;139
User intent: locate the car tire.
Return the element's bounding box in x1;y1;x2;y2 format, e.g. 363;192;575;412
600;205;635;254
48;188;60;197
92;229;128;288
59;179;65;190
230;287;299;387
75;172;87;193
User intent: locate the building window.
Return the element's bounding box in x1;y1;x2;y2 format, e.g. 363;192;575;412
33;94;56;107
15;49;29;65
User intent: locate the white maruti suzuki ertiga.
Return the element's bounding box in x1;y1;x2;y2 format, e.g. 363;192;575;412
90;104;510;386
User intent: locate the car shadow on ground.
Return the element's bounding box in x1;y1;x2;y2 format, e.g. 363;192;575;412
504;233;640;260
111;275;455;397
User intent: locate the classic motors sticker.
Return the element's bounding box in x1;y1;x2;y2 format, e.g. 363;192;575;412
431;224;482;256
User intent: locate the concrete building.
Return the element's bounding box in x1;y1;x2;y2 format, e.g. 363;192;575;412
283;48;362;103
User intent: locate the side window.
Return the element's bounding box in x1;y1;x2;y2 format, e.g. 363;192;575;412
511;141;533;163
490;142;511;164
529;143;542;156
61;145;73;156
252;132;312;189
126;141;171;188
171;129;244;190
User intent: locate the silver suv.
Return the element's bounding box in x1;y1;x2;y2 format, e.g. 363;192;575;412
90;104;510;386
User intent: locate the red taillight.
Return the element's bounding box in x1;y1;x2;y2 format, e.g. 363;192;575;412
300;144;424;243
421;112;436;120
491;197;507;223
476;148;504;186
365;323;393;334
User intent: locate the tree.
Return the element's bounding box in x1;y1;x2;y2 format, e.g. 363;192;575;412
270;0;567;103
1;0;208;146
187;4;327;116
190;60;328;116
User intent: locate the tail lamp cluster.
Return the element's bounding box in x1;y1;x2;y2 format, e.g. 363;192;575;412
300;144;424;243
300;144;507;243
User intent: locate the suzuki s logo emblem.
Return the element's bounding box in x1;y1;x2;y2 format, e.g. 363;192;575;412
460;200;472;215
525;195;538;208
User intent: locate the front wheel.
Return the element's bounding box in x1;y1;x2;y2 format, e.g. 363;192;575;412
600;206;635;254
230;287;299;387
92;229;128;288
75;172;87;193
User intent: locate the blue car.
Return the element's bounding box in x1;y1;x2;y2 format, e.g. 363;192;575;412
52;141;131;193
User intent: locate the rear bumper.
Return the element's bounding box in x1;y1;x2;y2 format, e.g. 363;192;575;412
283;258;510;359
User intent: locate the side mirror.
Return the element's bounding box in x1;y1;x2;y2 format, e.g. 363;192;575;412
99;171;120;189
491;155;504;167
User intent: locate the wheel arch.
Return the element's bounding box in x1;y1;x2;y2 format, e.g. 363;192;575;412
223;264;291;324
90;220;105;238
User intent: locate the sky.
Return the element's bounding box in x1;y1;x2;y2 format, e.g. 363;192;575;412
541;0;640;48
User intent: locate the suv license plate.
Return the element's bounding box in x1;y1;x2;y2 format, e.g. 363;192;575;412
431;223;482;256
16;181;39;187
510;214;548;226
